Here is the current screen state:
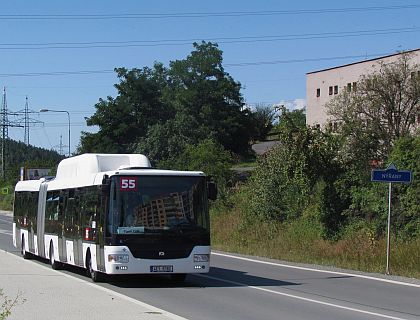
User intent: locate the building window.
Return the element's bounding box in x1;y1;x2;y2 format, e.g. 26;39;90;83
334;85;338;94
352;82;357;92
329;86;333;95
347;83;352;92
316;88;321;97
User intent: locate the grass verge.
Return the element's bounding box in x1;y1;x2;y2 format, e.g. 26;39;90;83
211;205;420;279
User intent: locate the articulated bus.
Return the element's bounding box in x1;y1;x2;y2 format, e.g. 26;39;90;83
13;153;216;282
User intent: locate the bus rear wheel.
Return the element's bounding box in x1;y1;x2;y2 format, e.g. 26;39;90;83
86;252;103;283
49;242;61;270
21;235;31;260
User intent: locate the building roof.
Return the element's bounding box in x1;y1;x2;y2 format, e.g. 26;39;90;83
307;48;420;75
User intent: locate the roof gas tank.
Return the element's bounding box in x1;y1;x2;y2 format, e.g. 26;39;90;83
56;153;151;179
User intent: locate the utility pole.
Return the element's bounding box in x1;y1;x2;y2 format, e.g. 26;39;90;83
14;96;43;147
1;87;9;179
1;87;24;179
54;134;68;156
24;96;29;145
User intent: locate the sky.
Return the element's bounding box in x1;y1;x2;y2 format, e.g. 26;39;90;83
1;0;419;155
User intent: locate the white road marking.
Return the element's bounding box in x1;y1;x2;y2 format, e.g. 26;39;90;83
0;217;12;223
0;229;12;236
212;252;420;288
199;274;410;320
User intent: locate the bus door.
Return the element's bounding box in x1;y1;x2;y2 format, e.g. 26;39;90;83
64;189;78;265
28;192;36;253
74;191;84;266
75;214;84;267
37;182;48;258
57;194;67;262
96;188;107;272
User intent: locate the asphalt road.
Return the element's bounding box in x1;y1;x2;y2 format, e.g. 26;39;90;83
1;212;419;320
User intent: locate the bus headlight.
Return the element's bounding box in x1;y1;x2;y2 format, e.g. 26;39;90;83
194;254;209;262
108;254;129;263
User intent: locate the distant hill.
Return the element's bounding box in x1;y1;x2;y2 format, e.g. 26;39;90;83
2;139;64;184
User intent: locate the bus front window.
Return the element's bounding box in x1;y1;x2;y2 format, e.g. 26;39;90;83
108;175;209;236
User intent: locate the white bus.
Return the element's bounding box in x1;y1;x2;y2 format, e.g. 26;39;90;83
13;153;216;282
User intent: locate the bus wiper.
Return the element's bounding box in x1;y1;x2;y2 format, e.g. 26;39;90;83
173;221;193;227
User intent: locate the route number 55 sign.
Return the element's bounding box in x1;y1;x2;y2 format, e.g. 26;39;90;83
120;177;138;192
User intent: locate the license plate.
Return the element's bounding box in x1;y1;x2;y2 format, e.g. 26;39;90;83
150;265;173;273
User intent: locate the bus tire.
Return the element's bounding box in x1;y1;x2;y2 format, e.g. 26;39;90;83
170;273;187;283
49;242;61;270
21;235;31;260
86;251;103;283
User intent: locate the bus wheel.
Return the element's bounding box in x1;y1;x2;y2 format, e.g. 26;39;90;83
21;235;31;260
49;242;61;270
86;252;103;283
170;273;187;283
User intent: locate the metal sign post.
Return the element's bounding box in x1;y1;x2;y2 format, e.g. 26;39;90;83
386;182;392;275
371;163;412;275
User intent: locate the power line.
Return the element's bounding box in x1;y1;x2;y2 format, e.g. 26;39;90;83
0;70;114;77
0;5;418;20
0;51;402;78
0;27;418;50
224;53;395;67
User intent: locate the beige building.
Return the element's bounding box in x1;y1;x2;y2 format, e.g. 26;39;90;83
306;49;420;127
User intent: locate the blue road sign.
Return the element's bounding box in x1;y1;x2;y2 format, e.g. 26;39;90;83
371;164;412;183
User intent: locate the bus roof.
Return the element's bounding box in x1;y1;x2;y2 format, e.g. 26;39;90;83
56;153;152;180
15;154;206;192
15;178;47;192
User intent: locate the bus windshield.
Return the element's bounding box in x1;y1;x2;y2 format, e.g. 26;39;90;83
107;175;209;235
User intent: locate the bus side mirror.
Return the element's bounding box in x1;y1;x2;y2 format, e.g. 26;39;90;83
101;184;110;195
207;182;217;201
101;175;110;195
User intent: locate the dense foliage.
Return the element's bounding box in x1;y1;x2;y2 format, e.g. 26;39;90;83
0;139;63;210
79;42;265;168
244;108;347;237
1;139;63;184
327;52;419;161
239;54;419;240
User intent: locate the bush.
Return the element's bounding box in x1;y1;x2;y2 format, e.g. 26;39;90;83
244;117;347;239
1;289;25;320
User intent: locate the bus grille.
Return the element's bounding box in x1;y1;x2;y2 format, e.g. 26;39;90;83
130;247;193;259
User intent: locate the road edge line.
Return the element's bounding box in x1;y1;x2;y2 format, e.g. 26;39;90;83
212;251;420;288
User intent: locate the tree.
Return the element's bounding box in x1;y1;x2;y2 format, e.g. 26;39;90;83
79;42;255;159
327;53;420;162
136;113;209;166
274;106;306;133
248;104;276;142
171;138;233;187
78;64;171;154
167;42;252;156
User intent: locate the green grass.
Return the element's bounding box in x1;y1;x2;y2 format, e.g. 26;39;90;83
210;205;420;279
231;161;256;169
